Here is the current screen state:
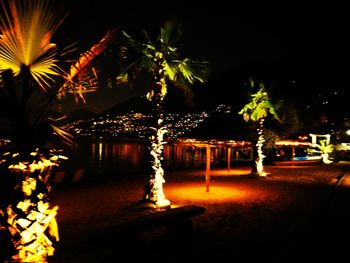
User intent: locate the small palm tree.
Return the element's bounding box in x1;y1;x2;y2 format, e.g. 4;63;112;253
317;139;334;164
0;1;115;261
239;78;281;176
117;20;209;207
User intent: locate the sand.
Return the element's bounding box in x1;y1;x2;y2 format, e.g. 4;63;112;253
49;162;350;262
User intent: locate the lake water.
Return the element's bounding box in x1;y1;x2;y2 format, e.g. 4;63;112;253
57;138;252;182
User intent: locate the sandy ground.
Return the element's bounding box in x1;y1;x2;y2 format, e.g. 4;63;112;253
48;162;350;263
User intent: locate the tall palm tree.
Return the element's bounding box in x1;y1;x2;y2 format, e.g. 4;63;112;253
117;20;209;207
239;78;281;176
0;1;115;262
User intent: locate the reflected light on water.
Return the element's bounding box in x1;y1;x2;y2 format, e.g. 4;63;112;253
98;141;103;162
87;140;146;175
67;140;253;178
163;144;207;168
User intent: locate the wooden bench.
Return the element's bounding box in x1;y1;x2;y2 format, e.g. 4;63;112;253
90;204;205;244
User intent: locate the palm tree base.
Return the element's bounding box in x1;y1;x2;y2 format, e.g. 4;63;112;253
134;198;171;210
132;199;157;209
258;171;271;177
247;171;271;178
156;199;171;209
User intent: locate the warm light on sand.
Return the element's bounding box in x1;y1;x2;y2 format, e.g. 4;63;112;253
188;168;252;177
166;182;267;203
340;176;350;187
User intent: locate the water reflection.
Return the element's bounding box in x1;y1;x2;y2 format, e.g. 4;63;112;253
163;144;207;168
62;138;252;179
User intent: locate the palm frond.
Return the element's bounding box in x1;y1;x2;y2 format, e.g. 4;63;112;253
66;30;116;81
118;19;210;106
239;78;280;123
118;30;157;86
119;30;147;61
169;58;210;85
116;71;129;85
159;19;183;47
50;124;74;146
0;0;65;91
0;1;115;151
60;29;117;103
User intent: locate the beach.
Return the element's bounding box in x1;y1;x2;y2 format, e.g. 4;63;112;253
49;162;350;262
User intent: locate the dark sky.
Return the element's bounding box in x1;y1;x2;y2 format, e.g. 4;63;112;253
53;1;350;114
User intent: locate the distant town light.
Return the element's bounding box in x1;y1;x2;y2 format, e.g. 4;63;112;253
346;129;350;136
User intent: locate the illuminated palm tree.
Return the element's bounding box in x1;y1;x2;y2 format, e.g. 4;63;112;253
317;139;334;164
117;20;209;207
0;1;115;262
239;78;281;176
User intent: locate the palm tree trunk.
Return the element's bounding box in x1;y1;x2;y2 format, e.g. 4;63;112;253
13;65;34;151
256;118;266;176
143;71;170;207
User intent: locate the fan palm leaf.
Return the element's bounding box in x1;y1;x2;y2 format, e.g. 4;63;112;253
0;0;64;91
0;0;117;149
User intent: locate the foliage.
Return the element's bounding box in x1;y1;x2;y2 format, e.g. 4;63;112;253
117;19;210;104
0;0;115;152
0;148;64;262
0;0;115;261
239;78;281;123
117;19;209;204
317;139;334;154
238;77;281;175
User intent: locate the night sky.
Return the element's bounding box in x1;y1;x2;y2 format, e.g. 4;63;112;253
53;1;350;117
